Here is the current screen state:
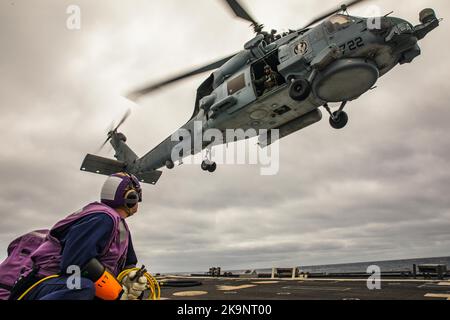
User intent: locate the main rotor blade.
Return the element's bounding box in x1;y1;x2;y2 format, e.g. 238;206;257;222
223;0;258;25
300;0;370;30
126;53;236;101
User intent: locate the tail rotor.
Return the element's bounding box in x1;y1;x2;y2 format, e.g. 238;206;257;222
97;109;132;154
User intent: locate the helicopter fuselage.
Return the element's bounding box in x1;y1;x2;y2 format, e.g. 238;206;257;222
80;3;440;184
135;12;439;172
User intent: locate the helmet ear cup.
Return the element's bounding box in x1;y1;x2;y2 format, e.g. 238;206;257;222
124;189;139;208
130;176;142;202
101;173;142;209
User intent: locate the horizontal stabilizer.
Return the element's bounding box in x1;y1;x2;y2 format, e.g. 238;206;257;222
80;154;163;185
134;170;163;185
81;154;126;176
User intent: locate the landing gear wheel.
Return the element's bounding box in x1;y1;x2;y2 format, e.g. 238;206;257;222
165;160;175;170
329;111;349;130
289;79;311;101
201;161;217;173
201;161;209;171
207;162;217;173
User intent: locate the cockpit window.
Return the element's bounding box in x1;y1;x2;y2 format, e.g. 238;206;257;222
325;14;354;33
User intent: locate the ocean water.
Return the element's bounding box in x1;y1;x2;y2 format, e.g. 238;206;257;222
251;256;450;275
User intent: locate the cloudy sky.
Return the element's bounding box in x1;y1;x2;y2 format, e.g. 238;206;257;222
0;0;449;273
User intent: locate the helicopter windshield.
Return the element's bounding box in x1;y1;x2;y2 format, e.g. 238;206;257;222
325;14;354;33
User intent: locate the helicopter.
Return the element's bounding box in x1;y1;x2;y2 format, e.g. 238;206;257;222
81;0;440;185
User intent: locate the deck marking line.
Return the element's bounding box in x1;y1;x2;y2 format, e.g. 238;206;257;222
276;292;291;295
173;291;208;297
438;282;450;286
217;284;257;291
424;293;450;300
419;283;445;289
283;285;351;292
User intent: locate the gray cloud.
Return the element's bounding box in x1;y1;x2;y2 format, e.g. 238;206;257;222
0;0;449;273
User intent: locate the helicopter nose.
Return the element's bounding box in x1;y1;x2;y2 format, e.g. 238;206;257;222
386;17;414;35
370;17;413;37
384;17;417;48
380;17;422;64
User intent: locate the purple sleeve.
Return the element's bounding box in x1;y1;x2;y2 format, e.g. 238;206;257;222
58;213;114;273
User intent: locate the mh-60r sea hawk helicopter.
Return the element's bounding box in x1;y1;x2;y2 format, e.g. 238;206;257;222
81;0;440;185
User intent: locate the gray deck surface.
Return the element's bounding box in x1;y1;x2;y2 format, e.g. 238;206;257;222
159;277;450;300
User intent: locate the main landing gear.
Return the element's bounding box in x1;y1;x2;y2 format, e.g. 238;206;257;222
201;160;217;173
323;101;349;130
201;146;217;173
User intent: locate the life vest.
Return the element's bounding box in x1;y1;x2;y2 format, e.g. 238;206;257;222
29;202;130;278
0;203;131;300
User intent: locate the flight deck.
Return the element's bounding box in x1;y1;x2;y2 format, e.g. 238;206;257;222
158;276;450;300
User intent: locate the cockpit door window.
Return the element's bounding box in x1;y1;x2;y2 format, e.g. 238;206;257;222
325;14;354;34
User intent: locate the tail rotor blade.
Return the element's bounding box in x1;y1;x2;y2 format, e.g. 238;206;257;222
96;109;131;154
96;136;111;154
113;109;131;132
